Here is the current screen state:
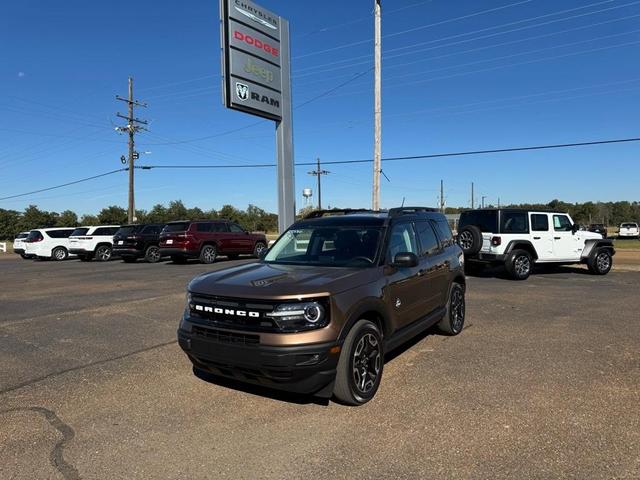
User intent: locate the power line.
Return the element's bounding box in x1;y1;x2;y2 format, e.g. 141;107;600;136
4;136;639;202
0;168;127;201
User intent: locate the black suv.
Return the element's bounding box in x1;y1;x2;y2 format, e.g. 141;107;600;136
178;207;466;405
113;224;166;263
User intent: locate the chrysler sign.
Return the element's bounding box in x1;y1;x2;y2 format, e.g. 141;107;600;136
220;0;289;121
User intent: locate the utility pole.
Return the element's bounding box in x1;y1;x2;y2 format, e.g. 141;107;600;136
440;179;445;213
116;77;147;224
471;182;475;209
308;158;330;210
482;196;487;209
372;0;382;210
498;197;501;209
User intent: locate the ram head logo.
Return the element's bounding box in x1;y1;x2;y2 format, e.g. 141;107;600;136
235;82;249;101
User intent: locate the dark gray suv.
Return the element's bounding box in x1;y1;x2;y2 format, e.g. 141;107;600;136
178;207;466;405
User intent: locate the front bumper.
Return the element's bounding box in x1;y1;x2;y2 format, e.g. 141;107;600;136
177;322;340;396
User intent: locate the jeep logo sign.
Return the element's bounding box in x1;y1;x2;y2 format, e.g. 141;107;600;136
220;0;287;121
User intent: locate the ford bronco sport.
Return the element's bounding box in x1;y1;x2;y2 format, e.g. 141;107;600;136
457;208;615;280
178;207;466;405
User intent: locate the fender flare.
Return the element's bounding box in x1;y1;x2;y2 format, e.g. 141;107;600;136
581;239;615;260
337;297;391;344
504;240;539;260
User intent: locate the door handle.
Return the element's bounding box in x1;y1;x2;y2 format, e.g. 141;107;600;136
554;237;561;240
533;236;541;240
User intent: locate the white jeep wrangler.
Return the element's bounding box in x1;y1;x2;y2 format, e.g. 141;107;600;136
457;209;615;280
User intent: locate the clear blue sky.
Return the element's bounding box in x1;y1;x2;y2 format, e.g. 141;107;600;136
1;0;639;215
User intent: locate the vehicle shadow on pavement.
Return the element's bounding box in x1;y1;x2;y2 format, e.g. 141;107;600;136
192;367;331;406
466;264;591;280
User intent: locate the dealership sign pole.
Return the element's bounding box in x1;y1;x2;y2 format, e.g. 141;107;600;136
220;0;295;232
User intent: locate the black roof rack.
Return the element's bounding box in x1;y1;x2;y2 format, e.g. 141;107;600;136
388;206;439;217
304;208;381;219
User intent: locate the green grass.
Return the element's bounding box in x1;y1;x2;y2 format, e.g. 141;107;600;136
612;238;640;250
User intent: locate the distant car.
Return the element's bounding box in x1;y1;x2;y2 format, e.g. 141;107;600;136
618;222;639;239
159;220;268;264
23;228;77;261
113;224;166;263
13;231;31;259
68;225;120;261
588;224;608;238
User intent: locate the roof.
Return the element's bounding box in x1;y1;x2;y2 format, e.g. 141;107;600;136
461;208;569;215
298;207;443;227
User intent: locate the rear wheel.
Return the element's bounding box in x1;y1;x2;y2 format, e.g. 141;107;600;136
505;249;532;280
333;320;383;406
144;245;161;263
95;245;112;262
199;245;217;264
587;248;612;275
52;247;68;261
437;283;466;335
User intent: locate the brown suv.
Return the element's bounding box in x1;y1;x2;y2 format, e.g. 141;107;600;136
159;220;268;264
178;208;466;405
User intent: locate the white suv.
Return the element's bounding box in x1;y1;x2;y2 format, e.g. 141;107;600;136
23;228;77;261
13;231;31;259
69;225;120;262
457;209;615;280
618;222;639;238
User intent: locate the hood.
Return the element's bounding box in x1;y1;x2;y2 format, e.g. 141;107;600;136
188;262;377;299
580;231;602;240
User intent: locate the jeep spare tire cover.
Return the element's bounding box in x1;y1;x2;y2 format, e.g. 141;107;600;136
457;225;483;255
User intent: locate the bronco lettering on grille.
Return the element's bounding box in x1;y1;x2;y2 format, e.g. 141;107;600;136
194;304;260;318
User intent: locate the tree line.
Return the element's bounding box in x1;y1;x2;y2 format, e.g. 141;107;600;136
0;201;278;239
1;199;638;240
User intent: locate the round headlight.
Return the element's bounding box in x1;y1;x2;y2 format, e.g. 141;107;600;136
303;303;324;323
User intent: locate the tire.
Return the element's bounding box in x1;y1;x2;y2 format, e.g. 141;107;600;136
94;245;112;262
333;320;384;406
505;249;532;280
144;245;161;263
457;225;483;255
122;256;137;263
51;247;68;261
587;248;612;275
199;245;217;264
253;242;267;258
437;283;466;335
171;255;187;264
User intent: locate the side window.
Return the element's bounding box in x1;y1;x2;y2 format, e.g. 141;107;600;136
47;230;61;238
415;221;439;256
433;219;453;246
93;228;106;235
531;214;549;231
553;215;572;232
387;223;419;262
501;212;528;234
211;223;228;233
142;225;159;235
229;224;244;233
196;223;211;232
60;229;74;238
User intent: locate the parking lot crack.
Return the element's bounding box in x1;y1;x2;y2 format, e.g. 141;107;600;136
0;406;80;480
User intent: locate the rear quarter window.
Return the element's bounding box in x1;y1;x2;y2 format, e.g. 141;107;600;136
163;222;190;233
459;210;498;233
70;228;89;236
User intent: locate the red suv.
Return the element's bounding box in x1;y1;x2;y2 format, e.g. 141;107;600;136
159;220;268;264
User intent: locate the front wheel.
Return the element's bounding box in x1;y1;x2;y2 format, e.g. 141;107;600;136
437;283;466;335
588;248;612;275
505;249;532;280
144;245;161;263
199;245;217;264
95;245;112;262
253;242;267;258
52;247;68;261
333;320;383;406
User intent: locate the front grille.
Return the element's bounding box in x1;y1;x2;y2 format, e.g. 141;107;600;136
192;325;259;345
189;294;279;332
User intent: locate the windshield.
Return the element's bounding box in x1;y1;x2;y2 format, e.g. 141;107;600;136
163;222;189;233
70;228;90;236
264;226;382;267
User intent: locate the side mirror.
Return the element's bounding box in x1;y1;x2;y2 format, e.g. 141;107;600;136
572;223;580;234
392;252;419;268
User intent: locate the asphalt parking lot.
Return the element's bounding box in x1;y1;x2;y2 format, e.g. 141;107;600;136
1;257;639;479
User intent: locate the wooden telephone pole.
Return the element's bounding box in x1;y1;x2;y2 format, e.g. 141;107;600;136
116;77;147;224
308;158;330;209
